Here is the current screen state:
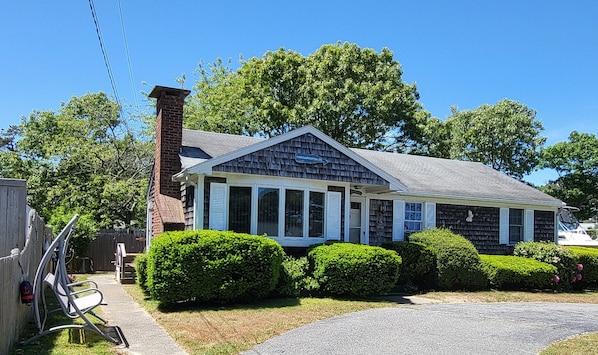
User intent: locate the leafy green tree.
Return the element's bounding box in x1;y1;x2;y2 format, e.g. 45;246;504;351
0;92;152;255
185;58;254;135
185;42;425;150
444;99;546;180
540;131;598;220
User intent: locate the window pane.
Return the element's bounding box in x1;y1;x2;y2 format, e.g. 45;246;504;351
509;208;524;244
258;188;279;236
309;192;324;237
405;203;423;238
229;186;251;233
285;189;303;237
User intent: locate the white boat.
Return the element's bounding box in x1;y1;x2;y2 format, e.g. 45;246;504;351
557;206;598;247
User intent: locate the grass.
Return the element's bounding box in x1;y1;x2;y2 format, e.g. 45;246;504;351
419;289;598;304
124;284;399;354
11;275;118;355
539;332;598;355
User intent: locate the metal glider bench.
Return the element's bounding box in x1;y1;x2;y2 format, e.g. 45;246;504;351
22;214;128;347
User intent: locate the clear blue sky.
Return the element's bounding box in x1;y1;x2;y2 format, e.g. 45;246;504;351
1;1;596;185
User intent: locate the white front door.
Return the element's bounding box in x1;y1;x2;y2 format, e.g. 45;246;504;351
349;197;366;244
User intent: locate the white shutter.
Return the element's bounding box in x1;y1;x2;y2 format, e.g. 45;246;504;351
393;200;405;241
209;183;227;230
524;209;535;242
424;202;436;229
499;207;509;244
326;191;342;240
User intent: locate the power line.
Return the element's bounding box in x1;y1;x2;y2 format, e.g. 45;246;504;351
88;0;121;105
117;0;139;110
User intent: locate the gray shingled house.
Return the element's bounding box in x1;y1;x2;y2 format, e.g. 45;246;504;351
147;86;562;254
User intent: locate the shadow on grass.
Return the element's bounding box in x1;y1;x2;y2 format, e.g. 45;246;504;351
157;296;302;313
11;289;115;355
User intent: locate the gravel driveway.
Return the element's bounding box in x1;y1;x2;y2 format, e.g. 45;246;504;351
244;302;598;355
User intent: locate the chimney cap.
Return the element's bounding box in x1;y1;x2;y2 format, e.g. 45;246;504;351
148;85;191;99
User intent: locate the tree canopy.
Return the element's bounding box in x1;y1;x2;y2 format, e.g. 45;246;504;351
0;92;152;255
540;131;598;220
185;42;425;150
440;99;546;180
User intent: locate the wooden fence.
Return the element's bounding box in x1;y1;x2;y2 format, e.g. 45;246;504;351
84;230;146;271
0;179;52;354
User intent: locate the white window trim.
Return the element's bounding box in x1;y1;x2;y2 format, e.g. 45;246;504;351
499;207;509;244
393;200;405;241
424;202;436;229
524;209;534;242
326;191;342;240
208;182;227;231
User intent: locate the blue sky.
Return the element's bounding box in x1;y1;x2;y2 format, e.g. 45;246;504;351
1;1;596;185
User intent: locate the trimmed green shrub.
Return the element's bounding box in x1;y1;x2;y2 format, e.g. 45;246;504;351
480;254;557;290
308;243;401;298
566;246;598;287
275;256;316;297
513;241;581;289
408;228;487;290
135;253;149;292
146;230;284;304
381;241;437;289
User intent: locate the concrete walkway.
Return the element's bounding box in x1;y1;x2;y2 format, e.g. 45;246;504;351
89;274;188;355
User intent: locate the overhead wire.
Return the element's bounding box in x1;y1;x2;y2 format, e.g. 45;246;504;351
88;0;121;106
117;0;139;111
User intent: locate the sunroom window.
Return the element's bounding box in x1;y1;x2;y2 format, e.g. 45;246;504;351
285;189;304;237
228;186;251;233
309;191;325;237
257;187;279;236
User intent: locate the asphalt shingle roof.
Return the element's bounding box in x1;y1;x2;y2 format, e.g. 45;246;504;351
180;129;561;206
351;148;560;205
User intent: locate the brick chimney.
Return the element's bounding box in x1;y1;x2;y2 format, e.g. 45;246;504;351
148;86;190;237
149;86;190;199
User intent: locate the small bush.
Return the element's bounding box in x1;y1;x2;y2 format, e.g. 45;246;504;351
381;241;437;289
146;230;284;304
408;228;487;290
308;243;401;298
513;241;581;289
566;246;598;287
135;253;149;292
275;256;317;297
480;255;557;290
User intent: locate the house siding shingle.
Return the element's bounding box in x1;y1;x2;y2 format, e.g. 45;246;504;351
436;204;509;254
534;210;555;242
213;133;389;186
368;199;394;246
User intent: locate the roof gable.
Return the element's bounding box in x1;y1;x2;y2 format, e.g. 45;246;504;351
177;126;406;191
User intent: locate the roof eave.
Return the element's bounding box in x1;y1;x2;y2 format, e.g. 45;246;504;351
393;190;564;207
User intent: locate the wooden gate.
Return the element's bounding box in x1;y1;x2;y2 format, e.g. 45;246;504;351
84;230;145;271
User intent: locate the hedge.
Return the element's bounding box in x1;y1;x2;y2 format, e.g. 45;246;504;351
275;256;319;297
135;253;149;292
308;243;401;297
408;228;487;290
566;246;598;287
513;241;581;289
145;230;284;304
381;241;437;288
480;254;557;290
